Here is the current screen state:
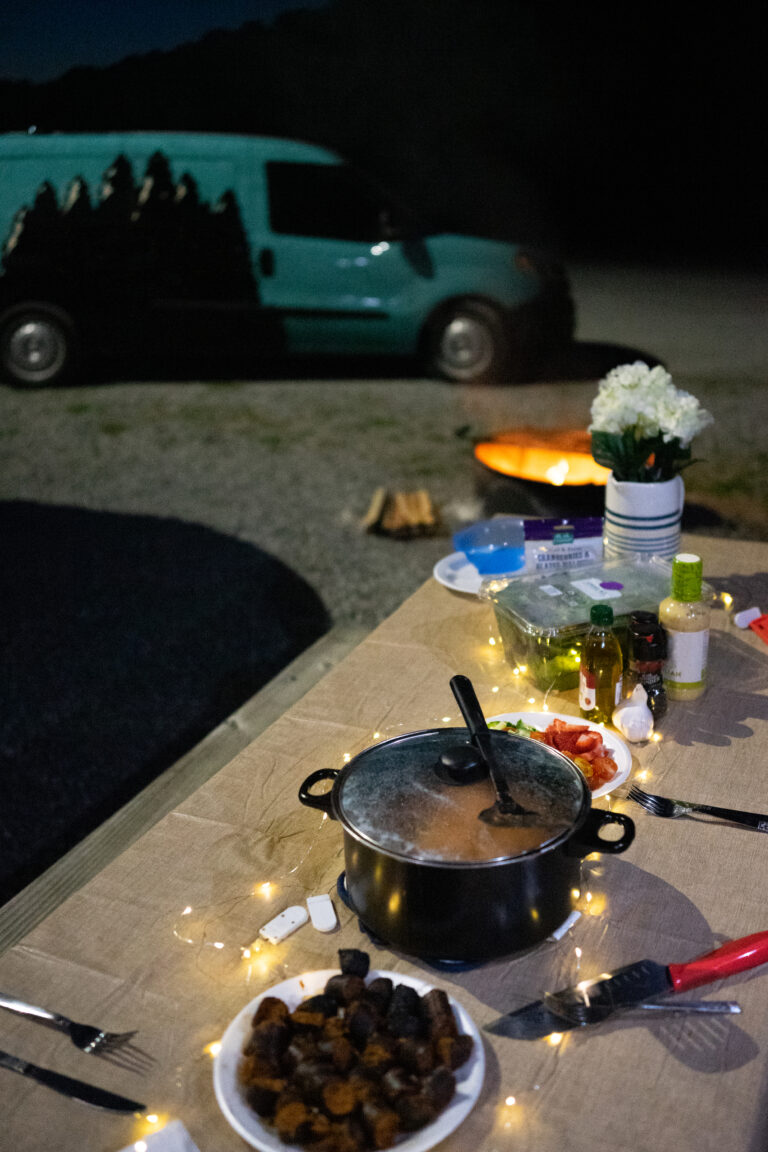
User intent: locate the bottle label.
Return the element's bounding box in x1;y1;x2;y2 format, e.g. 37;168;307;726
632;669;664;688
579;668;596;710
665;629;709;685
615;675;623;706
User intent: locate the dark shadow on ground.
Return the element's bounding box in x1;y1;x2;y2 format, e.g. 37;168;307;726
474;459;736;532
539;340;665;381
74;336;662;388
0;501;331;904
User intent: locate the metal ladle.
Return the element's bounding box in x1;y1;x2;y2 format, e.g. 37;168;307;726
449;674;534;825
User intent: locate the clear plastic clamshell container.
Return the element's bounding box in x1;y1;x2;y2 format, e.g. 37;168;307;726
481;555;712;692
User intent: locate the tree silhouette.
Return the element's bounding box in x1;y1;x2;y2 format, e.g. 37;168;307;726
1;150;259;313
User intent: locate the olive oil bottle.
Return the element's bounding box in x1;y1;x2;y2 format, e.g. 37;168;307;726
579;603;624;725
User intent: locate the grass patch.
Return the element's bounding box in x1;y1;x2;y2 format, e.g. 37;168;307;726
692;452;768;501
99;421;129;437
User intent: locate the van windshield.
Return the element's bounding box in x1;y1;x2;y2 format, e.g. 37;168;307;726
266;161;428;242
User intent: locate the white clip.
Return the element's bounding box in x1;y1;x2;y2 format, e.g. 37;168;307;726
547;909;582;941
734;606;762;629
259;905;308;945
307;894;338;933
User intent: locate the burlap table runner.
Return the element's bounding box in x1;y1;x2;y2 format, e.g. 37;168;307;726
1;535;767;1152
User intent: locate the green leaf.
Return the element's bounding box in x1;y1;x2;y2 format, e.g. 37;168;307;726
591;430;696;482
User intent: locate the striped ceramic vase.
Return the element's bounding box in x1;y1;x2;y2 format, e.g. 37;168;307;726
603;474;684;559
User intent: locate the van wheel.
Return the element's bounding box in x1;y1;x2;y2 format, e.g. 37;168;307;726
0;304;75;387
425;300;509;383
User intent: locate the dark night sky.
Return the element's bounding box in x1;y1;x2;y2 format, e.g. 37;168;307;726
1;0;332;82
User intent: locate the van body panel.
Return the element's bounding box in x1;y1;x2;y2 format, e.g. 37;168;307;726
0;131;572;382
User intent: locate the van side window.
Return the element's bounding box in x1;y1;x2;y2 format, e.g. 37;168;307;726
266;162;381;241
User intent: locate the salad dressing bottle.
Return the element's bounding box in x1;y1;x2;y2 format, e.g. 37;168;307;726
579;603;623;725
659;552;710;700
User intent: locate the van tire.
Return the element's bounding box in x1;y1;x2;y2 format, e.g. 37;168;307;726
0;303;76;388
425;299;509;384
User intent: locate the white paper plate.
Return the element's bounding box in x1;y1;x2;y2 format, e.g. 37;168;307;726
433;552;483;595
488;711;632;798
214;968;485;1152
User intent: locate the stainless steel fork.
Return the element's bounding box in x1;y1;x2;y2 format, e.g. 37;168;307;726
627;785;768;831
0;994;154;1075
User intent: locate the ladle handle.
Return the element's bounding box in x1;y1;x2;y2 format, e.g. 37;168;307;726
449;674;519;814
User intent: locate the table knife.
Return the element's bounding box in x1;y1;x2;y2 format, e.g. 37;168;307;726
0;1049;145;1112
486;929;768;1039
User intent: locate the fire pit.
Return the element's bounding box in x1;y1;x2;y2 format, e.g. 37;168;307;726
474;427;609;518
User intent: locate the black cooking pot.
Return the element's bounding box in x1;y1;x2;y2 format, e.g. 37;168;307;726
299;726;635;963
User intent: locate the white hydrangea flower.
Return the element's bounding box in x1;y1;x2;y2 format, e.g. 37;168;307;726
589;361;713;447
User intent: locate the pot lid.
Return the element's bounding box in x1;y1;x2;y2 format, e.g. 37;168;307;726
335;727;588;865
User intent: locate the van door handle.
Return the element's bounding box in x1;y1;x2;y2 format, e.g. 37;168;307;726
259;248;275;276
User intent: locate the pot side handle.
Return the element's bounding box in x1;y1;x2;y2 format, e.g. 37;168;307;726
298;768;339;816
566;808;635;857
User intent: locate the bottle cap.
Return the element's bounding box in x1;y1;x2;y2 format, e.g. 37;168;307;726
670;553;703;601
630;610;659;632
590;603;614;626
629;610;667;659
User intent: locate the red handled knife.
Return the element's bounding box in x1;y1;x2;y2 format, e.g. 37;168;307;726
485;930;768;1039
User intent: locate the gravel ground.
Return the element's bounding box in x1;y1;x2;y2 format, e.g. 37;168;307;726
4;261;765;900
1;263;766;629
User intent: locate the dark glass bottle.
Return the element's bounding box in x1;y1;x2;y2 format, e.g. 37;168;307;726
626;610;668;721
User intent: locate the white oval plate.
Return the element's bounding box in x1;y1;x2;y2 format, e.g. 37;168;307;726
488;711;632;798
433;552;483;595
214;968;485;1152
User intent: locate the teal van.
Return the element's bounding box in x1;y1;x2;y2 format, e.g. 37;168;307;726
0;132;572;386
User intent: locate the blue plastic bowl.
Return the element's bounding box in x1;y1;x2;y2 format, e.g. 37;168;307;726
453;517;526;575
